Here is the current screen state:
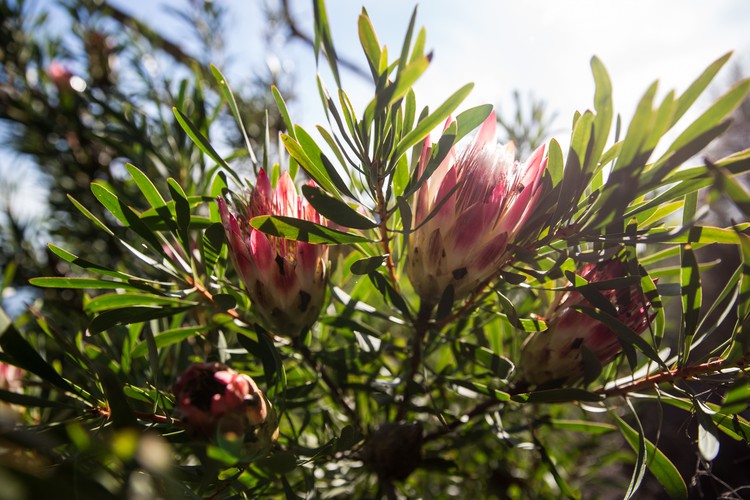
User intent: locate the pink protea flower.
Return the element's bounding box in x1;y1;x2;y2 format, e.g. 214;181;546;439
218;169;329;336
407;110;548;304
48;61;75;92
520;259;654;386
173;363;269;437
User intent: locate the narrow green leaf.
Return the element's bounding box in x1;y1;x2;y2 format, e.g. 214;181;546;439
455;104;494;143
88;306;192;335
168;178;191;238
614;414;687;499
668;78;750;154
457;341;514;379
350;255;386;275
393;83;474;162
673;52;732;125
125;163;166;209
210;65;257;165
85;293;196;313
358;10;382;79
130;325;208;358
172;107;238;181
679;245;701;365
30;277;148;292
696;404;720;461
0;308;73;392
250;215;370;245
301;185;377;230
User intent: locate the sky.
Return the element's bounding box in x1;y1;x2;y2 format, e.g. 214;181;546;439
2;0;750;220
245;1;750;142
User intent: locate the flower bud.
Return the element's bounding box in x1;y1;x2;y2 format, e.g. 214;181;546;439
408;111;548;304
520;259;654;386
173;363;269;438
218;169;328;336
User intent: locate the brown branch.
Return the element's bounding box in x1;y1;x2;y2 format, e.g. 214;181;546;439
598;357;738;398
376;176;400;290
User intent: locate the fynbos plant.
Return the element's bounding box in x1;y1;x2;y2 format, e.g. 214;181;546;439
4;2;750;498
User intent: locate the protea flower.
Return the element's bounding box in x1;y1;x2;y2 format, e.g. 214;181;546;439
520;259;654;386
218;170;328;336
173;363;272;439
407;111;548;304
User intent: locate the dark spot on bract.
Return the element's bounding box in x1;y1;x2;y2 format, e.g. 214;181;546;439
571;337;584;349
275;254;285;275
299;290;311;312
452;267;468;280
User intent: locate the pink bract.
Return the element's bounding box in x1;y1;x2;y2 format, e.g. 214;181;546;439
218;170;329;336
173;363;268;437
407;110;548;303
520;259;655;386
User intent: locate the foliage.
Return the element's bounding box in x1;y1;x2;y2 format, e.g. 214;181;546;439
2;1;750;498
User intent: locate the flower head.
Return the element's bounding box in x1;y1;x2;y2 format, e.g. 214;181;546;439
173;363;269;438
218;170;328;336
520;259;654;386
407;111;548;303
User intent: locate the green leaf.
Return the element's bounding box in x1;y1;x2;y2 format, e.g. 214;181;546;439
575;305;666;369
668;78;750;154
172;107;238;182
68;194;114;235
90;182;164;252
281;134;341;198
125;163;166;209
388;56;430;105
301;185;376;230
210;65;257;165
679;245;701;365
393;83;474;162
202;222;225;275
88;306;192;335
313;0;341;87
272;86;296;139
673;52;732;125
85;293;196;313
721;381;750;415
47;244;136;281
30;277;151;292
358;10;382;79
250;215;370;245
0;308;73;393
613;414;687;500
457;341;513;379
455;104;494;143
350;255;386;275
696;404;720;461
130;325;208;358
0;388;76;408
368;271;411;318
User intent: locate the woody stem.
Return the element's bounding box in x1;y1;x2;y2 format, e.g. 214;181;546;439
395;301;433;421
375;175;399;289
